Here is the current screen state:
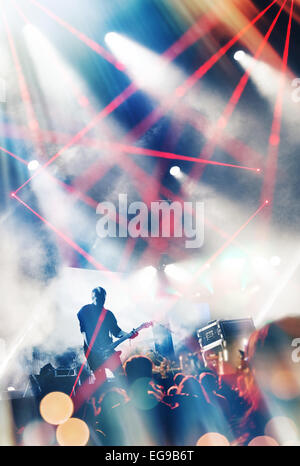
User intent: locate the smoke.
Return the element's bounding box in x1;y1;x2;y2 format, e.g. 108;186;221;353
0;218;61;387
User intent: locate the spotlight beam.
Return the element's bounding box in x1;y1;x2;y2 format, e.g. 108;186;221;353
13;83;137;195
14;2;262;183
256;245;300;326
260;0;294;219
8;143;251;273
7;5;274;274
187;0;287;182
14;1;276;195
175;0;279;97
11;0;30;24
120;0;280;143
28;0;126;72
28;0;218;74
4;138;254;262
0;112;265;172
1;9;42;156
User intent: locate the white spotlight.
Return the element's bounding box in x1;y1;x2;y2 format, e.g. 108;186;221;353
165;264;190;281
105;32;182;95
270;256;281;267
140;265;157;281
28;160;40;171
234;50;246;62
233;51;281;101
169;166;182;179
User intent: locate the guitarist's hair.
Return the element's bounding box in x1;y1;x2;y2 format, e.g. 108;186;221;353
92;286;106;304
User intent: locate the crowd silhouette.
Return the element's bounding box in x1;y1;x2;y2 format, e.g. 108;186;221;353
74;316;300;446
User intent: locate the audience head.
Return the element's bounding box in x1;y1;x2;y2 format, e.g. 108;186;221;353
178;375;204;398
173;372;185;386
124;355;153;387
97;387;128;413
199;372;218;393
246;317;300;401
167;385;178;396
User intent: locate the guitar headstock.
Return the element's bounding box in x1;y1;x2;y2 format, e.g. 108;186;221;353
135;321;153;332
143;321;153;329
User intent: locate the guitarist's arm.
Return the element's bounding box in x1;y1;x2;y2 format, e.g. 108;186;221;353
109;311;138;340
116;329;139;339
81;331;89;347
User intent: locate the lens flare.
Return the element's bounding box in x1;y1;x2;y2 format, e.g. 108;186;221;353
39;391;74;425
196;432;230;446
248;436;279;446
56;417;90;446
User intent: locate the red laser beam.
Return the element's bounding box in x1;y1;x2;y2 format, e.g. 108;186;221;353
72;352;122;411
70;307;108;399
0;113;265;174
11;0;30;24
6;3;282;401
6;4;194;269
6;139;252;267
13;1;264;195
162;12;218;62
15;0;277;174
8;4;274;276
29;0;218;73
187;0;287;183
12;193;112;273
28;0;126;72
175;0;280;97
13;0;100;116
168;102;265;169
110;142;260;172
13;83;137;195
0;145;28;166
4;129;259;253
119;0;280;144
260;0;294;218
14;1;276;195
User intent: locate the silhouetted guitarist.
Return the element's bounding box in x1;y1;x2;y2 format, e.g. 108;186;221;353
77;286;138;380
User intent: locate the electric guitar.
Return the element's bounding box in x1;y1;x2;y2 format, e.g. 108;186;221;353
89;321;153;361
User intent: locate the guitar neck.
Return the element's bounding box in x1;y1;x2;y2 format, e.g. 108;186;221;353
111;334;130;350
110;323;149;350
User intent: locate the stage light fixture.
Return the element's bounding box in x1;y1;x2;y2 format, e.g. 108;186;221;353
270;256;281;267
28;160;40;171
169;166;182;179
234;50;246;62
104;31;182;94
164;263;190;281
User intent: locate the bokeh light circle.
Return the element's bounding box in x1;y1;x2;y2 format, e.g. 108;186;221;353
265;416;299;444
22;420;56;446
130;377;159;410
39;391;74;425
196;432;230;446
270;369;300;400
56;417;90;446
282;439;300;446
248;435;279;446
